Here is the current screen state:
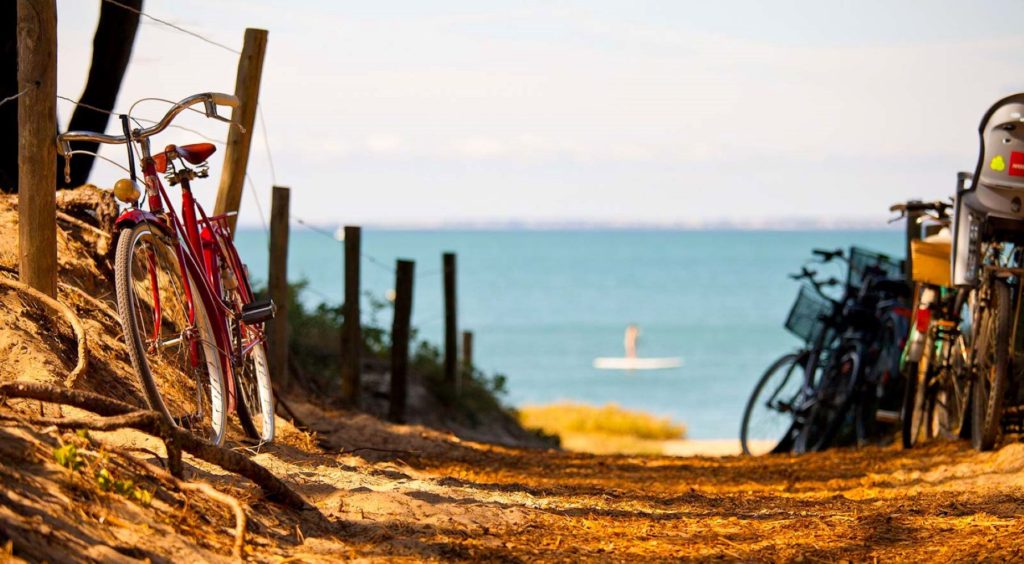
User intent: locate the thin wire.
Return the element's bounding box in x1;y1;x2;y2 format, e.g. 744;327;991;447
294;217;341;242
100;0;240;55
292;217;398;274
302;285;335;301
0;88;29;109
63;150;132;175
244;173;270;237
362;253;397;274
257;105;277;186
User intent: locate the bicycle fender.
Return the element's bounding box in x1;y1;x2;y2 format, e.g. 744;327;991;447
114;209;172;236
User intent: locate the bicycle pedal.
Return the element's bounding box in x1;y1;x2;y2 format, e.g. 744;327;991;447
240;299;275;324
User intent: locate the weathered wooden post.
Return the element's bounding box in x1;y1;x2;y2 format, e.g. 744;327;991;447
213;27;268;237
462;331;473;376
443;252;459;396
340;226;362;405
267;186;290;389
388;259;415;423
17;0;58;298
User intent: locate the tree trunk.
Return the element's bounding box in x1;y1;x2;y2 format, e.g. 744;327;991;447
58;0;142;188
0;2;17;192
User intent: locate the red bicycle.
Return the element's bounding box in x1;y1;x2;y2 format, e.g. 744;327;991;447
57;93;276;445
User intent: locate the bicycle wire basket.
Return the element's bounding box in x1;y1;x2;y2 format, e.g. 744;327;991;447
785;284;834;344
847;246;904;291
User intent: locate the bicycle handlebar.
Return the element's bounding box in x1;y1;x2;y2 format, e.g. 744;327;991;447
888;199;952;215
56;92;238;155
812;248;844;262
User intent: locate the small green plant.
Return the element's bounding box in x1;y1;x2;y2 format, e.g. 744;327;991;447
54;441;152;505
95;466;152;504
53;443;84;471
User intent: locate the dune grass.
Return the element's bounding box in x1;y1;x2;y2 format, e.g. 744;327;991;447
517;402;686;454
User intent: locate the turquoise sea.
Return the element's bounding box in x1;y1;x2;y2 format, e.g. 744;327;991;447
234;229;902;439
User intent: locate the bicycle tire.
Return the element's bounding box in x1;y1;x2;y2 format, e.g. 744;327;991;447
740;352;805;455
114;223;228;445
900;357;932;448
971;279;1010;451
798;347;861;453
859;314;904;446
216;245;275;443
900;360;921;448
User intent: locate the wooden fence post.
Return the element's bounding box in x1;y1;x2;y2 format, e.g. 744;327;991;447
443;252;459;396
213;27;268;237
389;259;414;423
17;0;57;298
462;331;473;375
267;186;290;389
340;226;362;405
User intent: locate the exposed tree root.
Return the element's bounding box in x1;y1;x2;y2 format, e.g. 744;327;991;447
101;441;247;560
0;381;309;510
58;282;120;323
56;211;110;240
0;278;88;388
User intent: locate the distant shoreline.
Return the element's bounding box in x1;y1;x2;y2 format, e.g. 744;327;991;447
235;223;901;233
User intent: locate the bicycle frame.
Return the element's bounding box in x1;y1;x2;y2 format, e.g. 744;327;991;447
116;136;260;411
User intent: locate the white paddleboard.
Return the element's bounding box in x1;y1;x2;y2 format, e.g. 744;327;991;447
593;357;683;370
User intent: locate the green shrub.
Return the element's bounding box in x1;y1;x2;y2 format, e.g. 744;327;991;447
258;280;510;421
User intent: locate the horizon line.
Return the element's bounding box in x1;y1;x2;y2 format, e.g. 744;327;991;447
235;217;901;232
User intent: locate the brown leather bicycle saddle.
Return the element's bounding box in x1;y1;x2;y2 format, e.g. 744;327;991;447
153;142;217;173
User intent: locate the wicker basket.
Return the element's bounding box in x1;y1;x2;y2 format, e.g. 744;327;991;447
848;247;904;290
910;239;951;287
785;285;833;344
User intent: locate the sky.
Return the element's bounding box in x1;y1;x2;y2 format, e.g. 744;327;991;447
54;0;1024;228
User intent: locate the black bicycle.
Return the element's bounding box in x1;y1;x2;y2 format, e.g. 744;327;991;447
742;247;909;455
740;253;842;455
793;248;909;453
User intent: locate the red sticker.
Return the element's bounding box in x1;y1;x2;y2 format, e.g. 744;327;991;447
1010;151;1024;177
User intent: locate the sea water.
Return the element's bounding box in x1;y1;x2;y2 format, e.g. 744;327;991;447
234;229;902;439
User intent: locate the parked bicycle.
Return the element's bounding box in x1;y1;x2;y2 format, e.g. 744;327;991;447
893;191;973;448
57;93;276;446
741;246;909;455
792;248;909;453
952;93;1024;451
740;260;841;455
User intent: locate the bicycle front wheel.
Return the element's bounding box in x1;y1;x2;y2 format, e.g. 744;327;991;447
796;347;861;453
740;352;806;455
115;223;228;445
971;279;1010;452
901;356;932;449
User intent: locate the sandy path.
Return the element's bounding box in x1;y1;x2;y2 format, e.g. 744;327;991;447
5;397;1024;562
241;400;1024;562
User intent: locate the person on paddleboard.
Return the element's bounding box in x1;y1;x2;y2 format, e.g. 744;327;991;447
625;324;639;359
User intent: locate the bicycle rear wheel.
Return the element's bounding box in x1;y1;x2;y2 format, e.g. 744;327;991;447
114;223;227;445
971;279;1009;451
740;352;806;455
